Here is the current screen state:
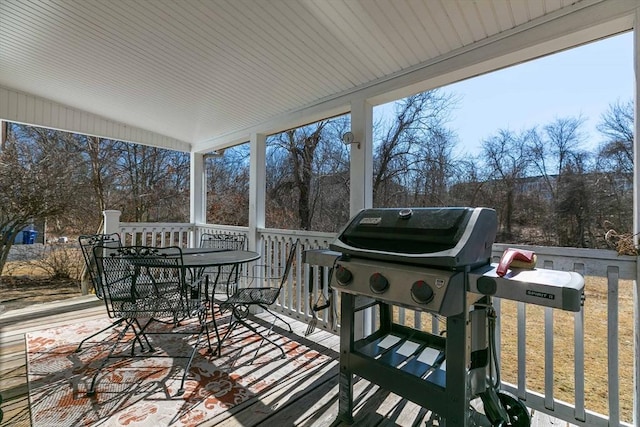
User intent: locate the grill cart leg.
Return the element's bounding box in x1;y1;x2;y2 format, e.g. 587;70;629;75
337;292;355;424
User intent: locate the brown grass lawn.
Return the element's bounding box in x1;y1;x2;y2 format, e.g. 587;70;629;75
0;261;82;311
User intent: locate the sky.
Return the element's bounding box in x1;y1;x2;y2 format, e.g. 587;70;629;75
375;31;633;157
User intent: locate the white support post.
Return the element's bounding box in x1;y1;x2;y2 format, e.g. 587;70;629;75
349;98;373;215
249;133;266;253
349;98;374;337
102;210;121;235
0;120;6;147
633;10;640;427
190;152;206;247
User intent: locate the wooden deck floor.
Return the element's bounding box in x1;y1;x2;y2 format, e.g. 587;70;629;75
1;297;569;426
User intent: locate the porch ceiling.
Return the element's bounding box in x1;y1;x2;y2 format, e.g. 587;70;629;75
0;0;635;152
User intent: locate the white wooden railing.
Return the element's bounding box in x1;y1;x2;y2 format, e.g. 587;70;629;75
113;220;637;426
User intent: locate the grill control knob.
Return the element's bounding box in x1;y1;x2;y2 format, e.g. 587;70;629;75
335;265;353;286
369;273;389;294
411;280;434;304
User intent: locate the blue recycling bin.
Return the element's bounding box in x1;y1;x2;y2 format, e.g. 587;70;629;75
22;230;37;244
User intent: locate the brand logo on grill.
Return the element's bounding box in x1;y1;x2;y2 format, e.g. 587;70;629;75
526;290;555;300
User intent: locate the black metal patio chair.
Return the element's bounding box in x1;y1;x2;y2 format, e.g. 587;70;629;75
84;245;212;396
216;240;298;360
76;233;124;352
199;232;247;302
200;232;247;251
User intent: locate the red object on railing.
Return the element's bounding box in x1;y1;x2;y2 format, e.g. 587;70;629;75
496;248;536;277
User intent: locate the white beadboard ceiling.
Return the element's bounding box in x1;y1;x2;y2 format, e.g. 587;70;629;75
0;0;636;152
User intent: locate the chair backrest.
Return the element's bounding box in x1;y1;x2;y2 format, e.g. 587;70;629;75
200;233;246;251
93;245;192;319
79;233;121;298
248;240;299;292
201;233;247;297
279;240;298;290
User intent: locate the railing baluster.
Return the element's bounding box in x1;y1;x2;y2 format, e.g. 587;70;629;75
573;262;586;422
294;238;301;315
543;259;554;410
517;301;527;400
608;265;620;426
544;306;554;410
574;304;586;421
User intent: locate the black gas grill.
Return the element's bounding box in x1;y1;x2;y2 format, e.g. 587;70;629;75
331;207;496;269
330;207;496;317
321;207;584;426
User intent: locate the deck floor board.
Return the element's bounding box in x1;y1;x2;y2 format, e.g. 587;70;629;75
1;297;571;426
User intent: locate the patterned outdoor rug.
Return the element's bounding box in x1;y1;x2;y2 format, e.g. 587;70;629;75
26;314;330;426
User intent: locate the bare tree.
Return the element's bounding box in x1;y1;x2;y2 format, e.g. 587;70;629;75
65;136;125;233
449;155;491;207
0;124;85;273
593;99;634;238
268;122;327;230
530;116;587;196
266;116;350;232
207;145;250;226
481;129;533;240
373;90;459;207
596;99;633;182
554;153;592;247
528;116;591;246
116;143;190;222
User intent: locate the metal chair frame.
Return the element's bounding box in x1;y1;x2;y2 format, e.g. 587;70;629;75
76;233;125;352
216;240;298;360
85;245;212;396
199;232;247;302
199;232;247;251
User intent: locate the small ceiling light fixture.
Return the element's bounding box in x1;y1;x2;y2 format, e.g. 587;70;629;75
203;148;226;159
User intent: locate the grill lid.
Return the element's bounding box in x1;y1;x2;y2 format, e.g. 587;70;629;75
330;207;497;269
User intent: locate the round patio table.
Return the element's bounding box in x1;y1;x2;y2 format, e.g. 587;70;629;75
181;249;260;267
179;248;261;353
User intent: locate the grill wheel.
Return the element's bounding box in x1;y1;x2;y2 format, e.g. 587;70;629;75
497;391;530;426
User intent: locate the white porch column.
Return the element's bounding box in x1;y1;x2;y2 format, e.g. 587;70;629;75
633;9;640;427
190;152;206;247
349;98;374;337
102;210;121;235
349;98;373;215
249;133;266;252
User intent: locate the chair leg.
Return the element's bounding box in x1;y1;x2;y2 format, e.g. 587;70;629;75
263;306;293;333
210;300;226;355
86;318;137;397
201;312;214;354
75;317;126;352
235;314;286;361
176;324;206;396
216;315;240;356
132;318;154;354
